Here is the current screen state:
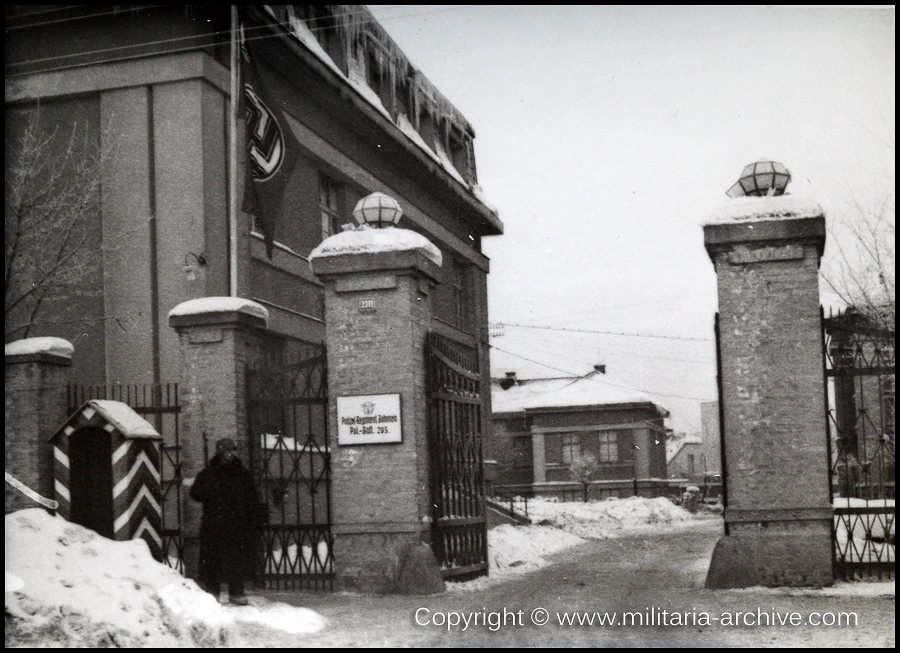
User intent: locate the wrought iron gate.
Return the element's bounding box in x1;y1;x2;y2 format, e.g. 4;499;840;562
67;383;184;573
823;308;895;580
246;344;333;590
426;332;488;581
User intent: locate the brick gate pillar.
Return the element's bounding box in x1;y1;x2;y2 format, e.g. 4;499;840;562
168;298;268;579
5;338;72;513
703;196;832;588
310;227;445;594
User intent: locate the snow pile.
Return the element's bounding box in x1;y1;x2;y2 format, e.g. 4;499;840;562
528;496;695;540
447;524;584;592
5;337;74;359
5;509;325;648
309;225;442;266
704;194;824;225
488;524;584;575
167;297;269;322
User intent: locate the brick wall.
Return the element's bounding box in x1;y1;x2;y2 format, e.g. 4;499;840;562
314;248;441;593
714;243;830;511
5;353;71;512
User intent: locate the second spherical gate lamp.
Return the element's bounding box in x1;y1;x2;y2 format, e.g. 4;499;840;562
352;192;403;228
726;160;791;198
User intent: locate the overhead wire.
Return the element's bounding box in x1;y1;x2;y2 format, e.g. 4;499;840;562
494;321;714;342
489;343;717;403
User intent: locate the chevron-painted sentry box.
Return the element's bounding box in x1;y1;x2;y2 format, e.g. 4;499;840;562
49;400;163;561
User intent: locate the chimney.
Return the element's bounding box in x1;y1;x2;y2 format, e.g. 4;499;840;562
593;364;606;374
499;371;517;390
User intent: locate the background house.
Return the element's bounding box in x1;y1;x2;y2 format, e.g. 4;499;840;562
6;5;501;391
486;365;676;501
666;433;704;485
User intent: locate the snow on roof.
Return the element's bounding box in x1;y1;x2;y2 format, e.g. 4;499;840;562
308;226;442;266
704;194;824;225
167;297;269;321
5;337;74;359
666;433;704;462
492;372;668;415
284;7;492;206
6;509;326;647
85;400;160;439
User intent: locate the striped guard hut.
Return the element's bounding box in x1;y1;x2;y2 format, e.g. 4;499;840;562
49;400;163;561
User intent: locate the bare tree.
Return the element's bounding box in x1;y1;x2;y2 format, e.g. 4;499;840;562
822;126;895;329
823;194;895;328
569;453;600;502
5;109;103;340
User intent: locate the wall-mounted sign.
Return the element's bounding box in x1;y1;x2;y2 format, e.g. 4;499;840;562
337;393;402;445
359;297;376;312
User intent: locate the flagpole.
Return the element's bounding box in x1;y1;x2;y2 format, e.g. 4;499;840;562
228;4;239;297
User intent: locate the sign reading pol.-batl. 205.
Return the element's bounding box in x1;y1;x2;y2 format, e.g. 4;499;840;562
336;393;402;445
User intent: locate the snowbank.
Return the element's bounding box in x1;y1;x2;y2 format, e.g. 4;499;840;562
308;226;442;266
5;337;74;359
5;509;325;647
704;195;824;225
167;297;269;321
528;496;694;540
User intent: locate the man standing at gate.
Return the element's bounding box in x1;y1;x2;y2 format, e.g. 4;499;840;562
190;438;261;605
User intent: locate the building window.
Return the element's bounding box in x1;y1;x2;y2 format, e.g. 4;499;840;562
687;453;695;476
451;259;469;329
512;435;532;469
561;434;581;465
319;173;341;240
598;431;619;464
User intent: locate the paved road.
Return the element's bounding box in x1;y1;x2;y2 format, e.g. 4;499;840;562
254;519;895;647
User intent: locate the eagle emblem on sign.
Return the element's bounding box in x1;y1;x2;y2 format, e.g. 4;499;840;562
362;402;375;416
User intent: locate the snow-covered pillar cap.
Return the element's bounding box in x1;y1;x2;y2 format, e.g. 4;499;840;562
309;225;443;283
168;297;269;330
5;337;74;365
702;195;826;265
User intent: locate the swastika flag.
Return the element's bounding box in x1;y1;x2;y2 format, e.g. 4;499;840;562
239;22;299;259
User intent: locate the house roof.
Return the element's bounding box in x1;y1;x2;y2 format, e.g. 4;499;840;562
492;371;669;417
666;434;703;463
51;400;160;441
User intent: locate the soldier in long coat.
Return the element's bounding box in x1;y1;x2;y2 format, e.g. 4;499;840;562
190;438;260;605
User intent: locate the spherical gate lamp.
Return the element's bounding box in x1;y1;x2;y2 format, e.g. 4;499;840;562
352;192;403;228
726;160;791;198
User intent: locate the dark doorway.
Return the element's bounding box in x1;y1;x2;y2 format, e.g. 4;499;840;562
69;427;114;538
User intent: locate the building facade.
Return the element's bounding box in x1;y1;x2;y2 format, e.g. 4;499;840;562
486;367;673;501
6;5;501;392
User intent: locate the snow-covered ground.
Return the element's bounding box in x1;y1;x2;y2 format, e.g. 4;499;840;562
449;495;707;592
5;509;325;647
6;496;894;646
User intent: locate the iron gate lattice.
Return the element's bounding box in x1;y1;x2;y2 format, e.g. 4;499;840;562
823;308;895;580
66;383;184;573
246;344;333;590
427;332;488;582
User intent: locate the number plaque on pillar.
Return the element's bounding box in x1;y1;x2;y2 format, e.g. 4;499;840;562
337;393;403;445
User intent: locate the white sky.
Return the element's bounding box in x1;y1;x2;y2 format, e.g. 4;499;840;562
367;6;896;432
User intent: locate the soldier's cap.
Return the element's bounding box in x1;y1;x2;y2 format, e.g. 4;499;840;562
215;438;237;454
